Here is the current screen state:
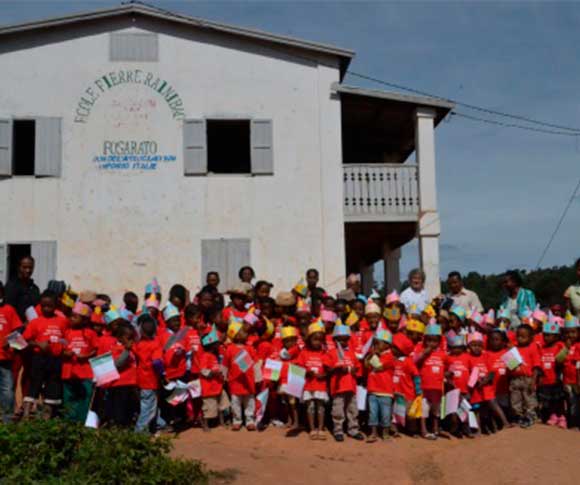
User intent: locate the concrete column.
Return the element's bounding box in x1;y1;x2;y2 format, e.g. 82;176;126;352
383;247;401;292
415;108;441;297
360;264;374;296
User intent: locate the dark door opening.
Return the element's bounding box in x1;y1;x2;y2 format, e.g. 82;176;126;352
8;244;31;281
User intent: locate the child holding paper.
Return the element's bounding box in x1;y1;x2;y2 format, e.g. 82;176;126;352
445;333;472;437
538;321;566;427
61;302;97;423
324;324;364;442
223;322;257;431
275;326;301;435
485;329;511;420
296;322;328;440
364;329;395;442
22;290;67;419
509;324;541;428
391;333;421;436
560;314;580;429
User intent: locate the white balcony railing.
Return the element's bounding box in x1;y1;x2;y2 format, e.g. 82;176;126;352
343;163;419;222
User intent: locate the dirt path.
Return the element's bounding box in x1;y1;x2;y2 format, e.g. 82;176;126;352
172;425;578;484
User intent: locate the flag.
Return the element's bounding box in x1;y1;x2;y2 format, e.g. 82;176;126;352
89;352;120;386
345;311;359;326
407;396;422;419
501;347;524;371
443;389;460;418
255;388;269;424
6;331;28;350
356;385;367;411
25;306;38;322
336;341;345;362
361;335;373;357
285;364;306;398
84;410;99;429
163;327;189;351
393;395;406;426
467;367;480;388
234;349;254;373
263;359;283;382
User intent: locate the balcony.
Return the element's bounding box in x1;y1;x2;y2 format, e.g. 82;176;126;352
343;163;419;222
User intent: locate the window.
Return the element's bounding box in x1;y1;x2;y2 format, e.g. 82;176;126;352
183;119;273;176
0;117;62;177
201;238;250;292
110;33;159;62
0;241;57;290
207;120;251;174
12;120;35;176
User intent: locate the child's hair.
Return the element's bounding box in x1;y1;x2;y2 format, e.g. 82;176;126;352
137;313;156;331
123;291;139;313
185;303;201;319
255;280;273;293
40;289;57;304
257;296;275;307
96;294;111;304
306;268;319;278
238;266;255;280
169;284;187;303
113;321;135;339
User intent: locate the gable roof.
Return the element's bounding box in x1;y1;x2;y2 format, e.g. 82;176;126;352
0;2;354;76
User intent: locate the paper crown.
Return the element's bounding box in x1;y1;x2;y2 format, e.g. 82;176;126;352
384;306;401;322
467;331;484;344
145;293;159;309
406;318;426;334
470;311;484;326
374;329;393;344
162;303;180;322
293;279;308;298
72;301;92;317
446;331;466;347
356;294;368;304
295;298;311;314
61;292;76;309
369;289;380;300
120;308;135;323
450;305;466;322
423;304;436;318
320;309;337;322
145;277;161;295
386;290;400;305
532;308;548;324
262;319;275;338
104;306;121;325
553;316;565;328
519;307;533;322
281;326;299;340
365;301;381;316
243;312;260;326
344;311;358;326
543;321;560;335
228;283;252;296
564;311;580;329
227;321;243;340
424;323;442;336
409;303;418;314
202;326;220;346
392;333;414;355
275;291;296;307
497;308;511;320
332;324;351;338
484;309;495;326
307;321;325;337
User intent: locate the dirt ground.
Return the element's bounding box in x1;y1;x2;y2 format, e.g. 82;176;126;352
172;425;578;485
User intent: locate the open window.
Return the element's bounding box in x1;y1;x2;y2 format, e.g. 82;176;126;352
207;120;251;174
12;120;36;176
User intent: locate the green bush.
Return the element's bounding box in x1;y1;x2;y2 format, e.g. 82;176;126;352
0;420;209;484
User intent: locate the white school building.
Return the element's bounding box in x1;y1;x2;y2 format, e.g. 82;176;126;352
0;3;453;300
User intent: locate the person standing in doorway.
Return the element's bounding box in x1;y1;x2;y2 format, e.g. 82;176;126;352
400;269;430;315
306;269;326;301
4;256;40;323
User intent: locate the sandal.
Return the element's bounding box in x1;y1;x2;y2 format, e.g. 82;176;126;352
317;431;327;440
366;434;378;443
309;431;318;440
422;433;437;440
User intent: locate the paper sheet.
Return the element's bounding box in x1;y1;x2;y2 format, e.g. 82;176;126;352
356;385;367;411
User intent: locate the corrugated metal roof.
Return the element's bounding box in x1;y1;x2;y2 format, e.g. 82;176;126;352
0;3;354;74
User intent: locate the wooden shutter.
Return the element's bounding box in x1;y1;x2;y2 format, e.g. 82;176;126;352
0;118;12;177
183;119;207;175
251;119;273;175
225;239;251;290
201;239;228;293
0;243;6;284
31;241;57;291
110;33;159;62
35;117;62;177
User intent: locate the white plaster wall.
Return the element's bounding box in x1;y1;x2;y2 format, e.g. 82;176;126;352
0;21;346;301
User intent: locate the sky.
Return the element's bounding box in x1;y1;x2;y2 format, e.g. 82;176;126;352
2;0;580;282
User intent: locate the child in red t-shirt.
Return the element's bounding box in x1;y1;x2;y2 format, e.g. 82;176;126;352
61;302;97;423
392;332;421;436
324;324;364;442
22;290;67;419
364;329;395;443
445;333;472;438
486;329;511;418
416;323;447;440
134;314;165;433
538;322;566;428
0;286;22;423
510;325;541;428
560;317;579;429
198;326;227;431
296;322;328;440
223;322;257;431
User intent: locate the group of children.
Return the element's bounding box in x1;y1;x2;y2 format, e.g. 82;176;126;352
0;275;579;443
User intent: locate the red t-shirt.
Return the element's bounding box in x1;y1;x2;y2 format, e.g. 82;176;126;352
366;350;395;395
562;343;579;385
23;315;67;356
222;307;247;322
418;350;448;391
182;327;200;374
393;356;419;401
255;340;274;361
134;338;163;390
61;328;98;380
0;304;23;361
223;343;256;396
511;344;541;377
446;353;471;394
324;346;359;395
97;333;117;355
296;348;327;392
486;349;509;396
324;334;336;352
198;350;224;397
268;345;300;386
468;353;492;403
161;331;187;380
539;342;565;386
110;342;137;387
